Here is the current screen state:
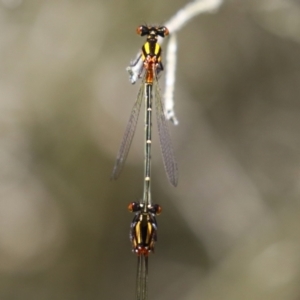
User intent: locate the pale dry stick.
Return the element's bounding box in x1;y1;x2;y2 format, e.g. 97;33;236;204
164;33;178;125
127;0;224;123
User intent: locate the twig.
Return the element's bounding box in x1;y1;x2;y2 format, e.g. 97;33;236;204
127;0;224;123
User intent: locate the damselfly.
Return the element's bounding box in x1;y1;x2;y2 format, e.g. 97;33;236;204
128;201;162;300
111;25;178;187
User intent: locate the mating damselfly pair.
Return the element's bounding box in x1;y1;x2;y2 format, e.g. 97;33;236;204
111;25;177;300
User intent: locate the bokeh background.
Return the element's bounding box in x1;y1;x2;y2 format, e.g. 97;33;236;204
1;0;300;299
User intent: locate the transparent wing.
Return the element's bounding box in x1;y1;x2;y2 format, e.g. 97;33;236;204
111;84;144;180
136;255;148;300
154;79;178;187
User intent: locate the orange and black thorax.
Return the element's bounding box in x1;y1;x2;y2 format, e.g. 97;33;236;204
142;41;162;62
131;212;157;256
128;202;162;256
141;41;162;83
136;25;169;83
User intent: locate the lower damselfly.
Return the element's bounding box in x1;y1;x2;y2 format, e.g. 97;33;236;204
111;25;178;187
128;201;161;300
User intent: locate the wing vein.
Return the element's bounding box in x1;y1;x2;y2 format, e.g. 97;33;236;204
111;84;144;180
154;80;178;186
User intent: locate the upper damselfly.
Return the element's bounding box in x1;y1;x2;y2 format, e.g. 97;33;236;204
111;25;178;188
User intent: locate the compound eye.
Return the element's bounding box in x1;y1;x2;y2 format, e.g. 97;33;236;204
149;204;162;215
155;205;162;215
136;25;149;36
128;202;140;212
157;26;169;37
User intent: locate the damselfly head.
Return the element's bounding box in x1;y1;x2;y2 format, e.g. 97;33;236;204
136;25;169;40
128;202;162;215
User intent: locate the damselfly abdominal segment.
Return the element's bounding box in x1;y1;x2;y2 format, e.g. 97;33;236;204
111;25;178;187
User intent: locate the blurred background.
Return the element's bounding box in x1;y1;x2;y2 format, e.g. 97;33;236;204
1;0;300;299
